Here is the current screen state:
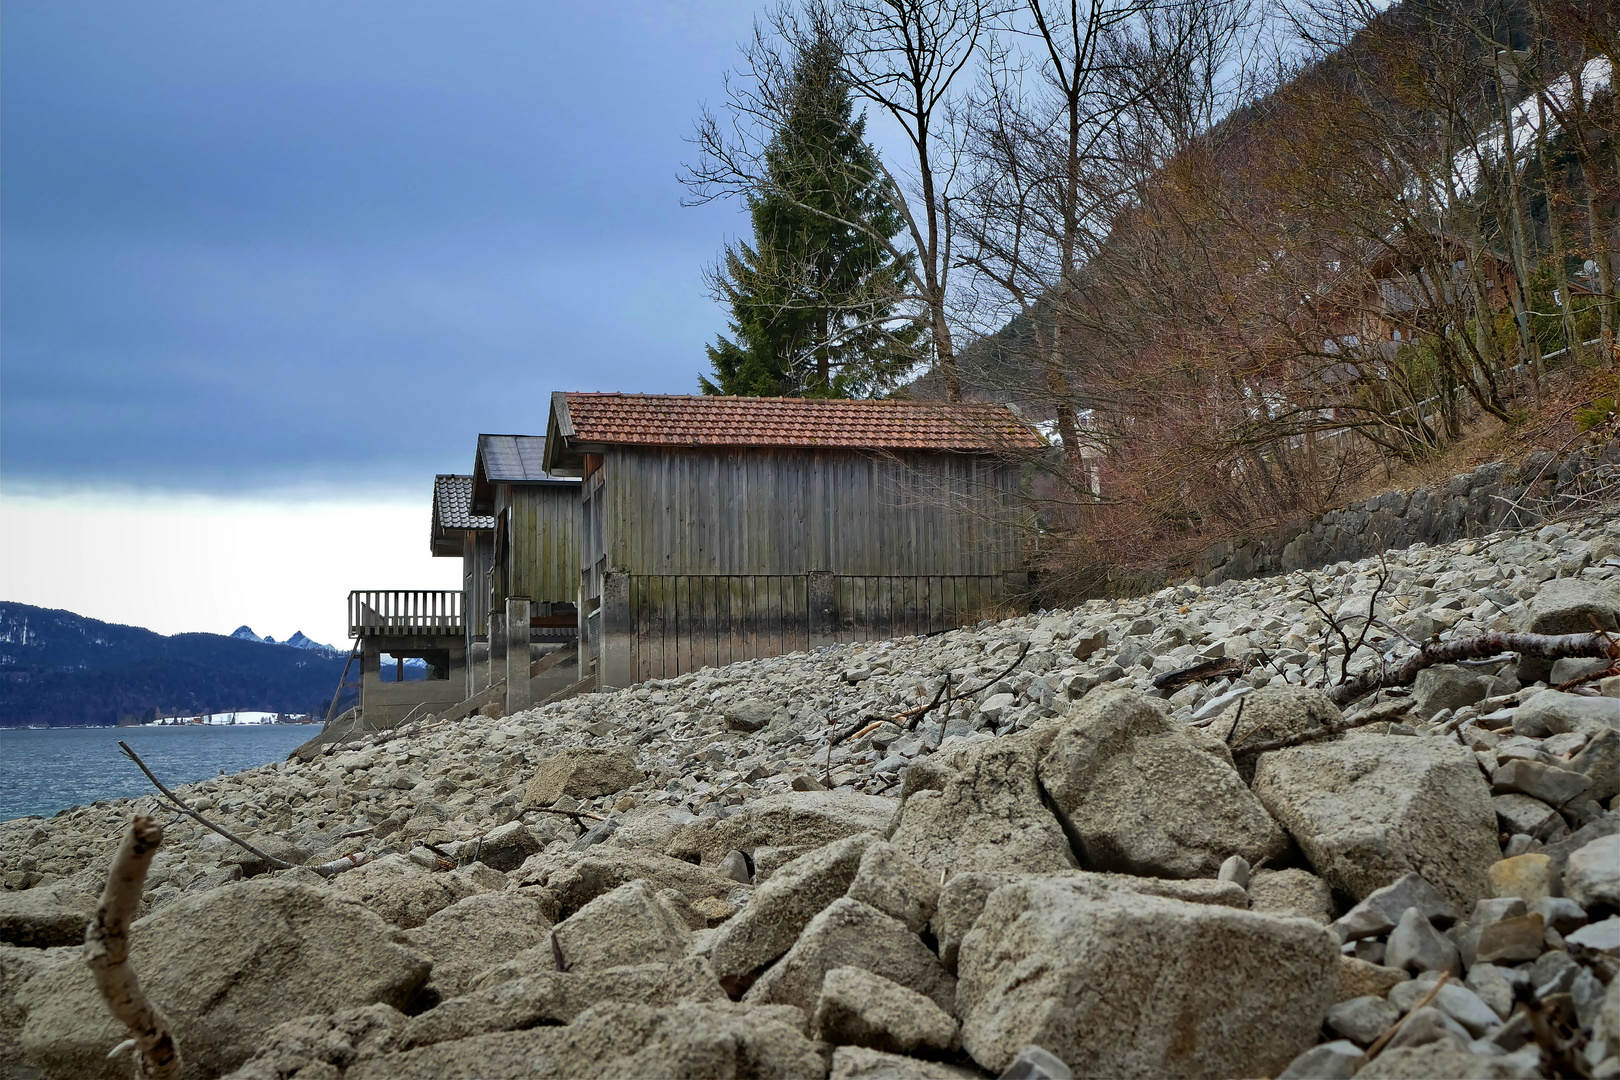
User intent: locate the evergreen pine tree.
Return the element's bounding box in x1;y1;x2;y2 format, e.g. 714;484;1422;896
701;27;920;398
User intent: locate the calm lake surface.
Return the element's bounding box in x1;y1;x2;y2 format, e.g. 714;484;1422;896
0;725;316;822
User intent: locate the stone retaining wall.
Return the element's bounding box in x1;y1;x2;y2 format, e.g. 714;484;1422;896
1193;439;1620;587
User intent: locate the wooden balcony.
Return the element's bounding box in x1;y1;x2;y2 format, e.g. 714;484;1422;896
349;590;464;637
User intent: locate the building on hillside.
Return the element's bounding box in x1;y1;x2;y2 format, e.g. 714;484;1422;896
542;392;1042;688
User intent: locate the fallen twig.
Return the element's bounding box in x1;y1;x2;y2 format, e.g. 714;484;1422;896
1554;661;1620;692
829;676;955;748
896;641;1031;737
310;851;374;875
532;808;605;823
1365;971;1449;1060
1151;657;1244;692
118;742;295;873
86;816;182;1080
1232;704;1418;757
1326;631;1619;706
120;742;366;879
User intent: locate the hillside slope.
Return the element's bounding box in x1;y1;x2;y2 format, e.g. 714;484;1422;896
0;602;351;727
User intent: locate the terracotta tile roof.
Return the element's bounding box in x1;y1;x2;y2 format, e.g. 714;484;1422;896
553;393;1044;453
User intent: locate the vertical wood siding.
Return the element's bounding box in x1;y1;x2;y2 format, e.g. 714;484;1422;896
501;485;581;604
625;572;1004;681
594;446;1027;684
604;447;1022;577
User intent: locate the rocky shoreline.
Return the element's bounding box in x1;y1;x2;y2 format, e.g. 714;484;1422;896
3;511;1619;1079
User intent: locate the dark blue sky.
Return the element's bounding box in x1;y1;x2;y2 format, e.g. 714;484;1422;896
4;1;758;493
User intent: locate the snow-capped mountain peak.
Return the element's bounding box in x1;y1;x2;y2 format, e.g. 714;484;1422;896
229;626;340;656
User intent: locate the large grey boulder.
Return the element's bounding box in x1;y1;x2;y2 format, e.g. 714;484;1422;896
399;958;727;1051
1513;691;1620;739
929;870;1247;974
522;747;641;807
1039;687;1289;878
0;884;96;947
955;878;1338;1079
224;1003;408;1080
1411;666;1488;720
403;892;552;998
1565;833;1620;910
812;966;959;1057
1210;686;1343;781
552;879;693;972
1252;735;1499;913
744;897;955;1014
510;849;751;924
888;726;1077;877
707;832;877;981
664;790;898;867
18;879;430;1080
846;840;939;934
1517;580;1620;682
334;853;477;929
829;1045;984;1079
346;1000;822;1080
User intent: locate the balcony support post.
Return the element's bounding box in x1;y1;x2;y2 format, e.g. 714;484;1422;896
505;597;532;716
488;610;506;705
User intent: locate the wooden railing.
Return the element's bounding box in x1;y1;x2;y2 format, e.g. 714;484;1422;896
348;590;464;637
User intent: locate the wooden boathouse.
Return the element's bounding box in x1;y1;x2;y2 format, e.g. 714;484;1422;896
431;473;495;665
542;392;1041;688
470;434;582;628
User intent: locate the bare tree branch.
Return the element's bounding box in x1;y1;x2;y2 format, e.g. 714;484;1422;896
85;816;182;1080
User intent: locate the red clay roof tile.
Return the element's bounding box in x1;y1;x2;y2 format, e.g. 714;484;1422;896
558;393;1043;452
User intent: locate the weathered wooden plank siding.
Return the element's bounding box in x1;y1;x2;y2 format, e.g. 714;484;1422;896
623;572;1003;679
503;485;581;604
604;447;1022;578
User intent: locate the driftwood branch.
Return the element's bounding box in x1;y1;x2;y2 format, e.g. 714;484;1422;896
85;816;182;1080
310;851;375;875
889;641;1032;738
118;741;364;879
532;808;605;823
119;742;295;872
1326;631;1619;706
1152;657;1243;692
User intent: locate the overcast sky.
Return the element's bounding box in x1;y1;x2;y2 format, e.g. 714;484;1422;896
2;1;762;644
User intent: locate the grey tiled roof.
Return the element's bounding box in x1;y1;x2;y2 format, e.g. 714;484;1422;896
433;475;494;531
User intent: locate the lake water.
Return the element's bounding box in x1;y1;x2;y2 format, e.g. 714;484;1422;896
0;725;317;822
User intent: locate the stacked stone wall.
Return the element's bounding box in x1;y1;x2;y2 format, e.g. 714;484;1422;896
1194;439;1620;587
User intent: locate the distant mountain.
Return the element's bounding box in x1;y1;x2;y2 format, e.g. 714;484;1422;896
1;603;355;727
230;626;342;657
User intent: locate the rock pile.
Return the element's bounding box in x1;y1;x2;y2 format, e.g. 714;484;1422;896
2;512;1619;1079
